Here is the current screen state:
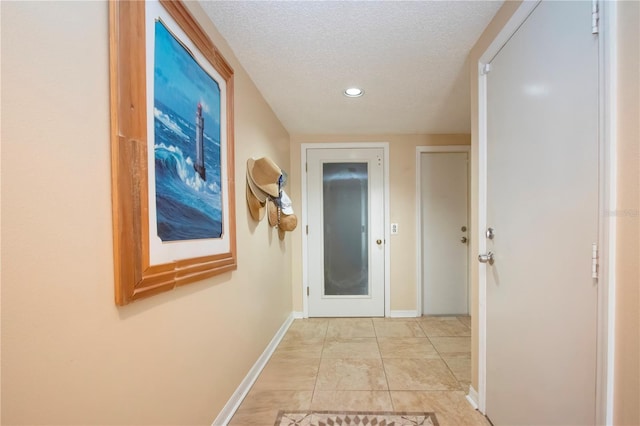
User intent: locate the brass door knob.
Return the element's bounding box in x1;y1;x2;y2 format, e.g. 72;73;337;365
376;239;382;245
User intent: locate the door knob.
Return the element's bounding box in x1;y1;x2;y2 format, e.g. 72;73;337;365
461;236;468;243
486;227;495;239
478;251;494;265
376;239;382;245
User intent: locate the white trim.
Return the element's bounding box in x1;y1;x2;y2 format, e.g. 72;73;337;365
301;146;310;319
476;0;614;421
477;61;488;414
478;1;540;65
383;143;391;318
292;311;305;319
212;313;295;426
600;1;617;424
300;142;390;318
466;386;480;410
389;310;419;318
415;145;471;316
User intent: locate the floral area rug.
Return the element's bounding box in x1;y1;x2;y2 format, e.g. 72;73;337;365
274;410;439;426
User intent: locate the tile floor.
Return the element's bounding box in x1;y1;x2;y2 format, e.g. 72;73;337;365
229;317;490;426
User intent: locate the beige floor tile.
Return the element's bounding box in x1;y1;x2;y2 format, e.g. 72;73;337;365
311;390;393;411
229;389;313;426
390;391;491;426
436;351;470;360
322;338;381;359
233;316;482;425
378;337;440;359
316;358;388;390
418;317;471;337
372;317;419;322
285;319;328;341
279;333;325;347
252;358;320;391
272;338;323;359
442;355;471;388
373;320;426;338
429;337;471;354
326;318;376;338
383;358;460;391
457;315;471;327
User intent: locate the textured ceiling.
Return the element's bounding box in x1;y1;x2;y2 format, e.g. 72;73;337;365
200;1;503;135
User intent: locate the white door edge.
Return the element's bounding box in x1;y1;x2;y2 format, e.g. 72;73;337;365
414;145;471;316
599;1;618;424
301;142;390;318
475;0;617;422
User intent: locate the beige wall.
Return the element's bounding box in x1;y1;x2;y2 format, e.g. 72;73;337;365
613;2;640;424
289;134;469;313
1;1;291;425
467;2;640;423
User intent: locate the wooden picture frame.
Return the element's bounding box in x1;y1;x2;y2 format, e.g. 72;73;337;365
109;0;236;306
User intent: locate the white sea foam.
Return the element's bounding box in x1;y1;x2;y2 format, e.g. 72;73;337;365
208;182;220;193
154;107;188;139
155;143;221;199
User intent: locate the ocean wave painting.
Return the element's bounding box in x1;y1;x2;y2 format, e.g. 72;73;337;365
153;20;222;241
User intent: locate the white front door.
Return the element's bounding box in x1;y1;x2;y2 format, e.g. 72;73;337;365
421;151;469;315
307;148;385;317
484;1;599;424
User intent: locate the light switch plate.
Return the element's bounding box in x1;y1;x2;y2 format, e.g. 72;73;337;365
391;223;399;235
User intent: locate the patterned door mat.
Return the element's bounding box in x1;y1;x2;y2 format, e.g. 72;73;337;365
275;411;439;426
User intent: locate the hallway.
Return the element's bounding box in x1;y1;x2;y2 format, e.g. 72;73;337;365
230;317;489;425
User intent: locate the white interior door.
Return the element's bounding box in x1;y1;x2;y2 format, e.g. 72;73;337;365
421;152;469;315
484;1;599;424
307;148;385;317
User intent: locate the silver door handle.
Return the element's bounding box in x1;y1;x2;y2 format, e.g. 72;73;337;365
478;251;494;265
486;227;495;239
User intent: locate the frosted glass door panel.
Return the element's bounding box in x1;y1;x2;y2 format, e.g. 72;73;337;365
307;147;384;317
323;163;368;296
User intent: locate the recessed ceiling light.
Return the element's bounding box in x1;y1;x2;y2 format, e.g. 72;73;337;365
344;87;364;97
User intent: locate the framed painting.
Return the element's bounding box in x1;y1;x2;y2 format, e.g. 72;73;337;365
109;0;236;305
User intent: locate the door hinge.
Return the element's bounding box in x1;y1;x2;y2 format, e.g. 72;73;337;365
482;63;492;75
305;162;308;173
592;243;599;279
307;286;310;296
306;225;309;235
592;0;599;34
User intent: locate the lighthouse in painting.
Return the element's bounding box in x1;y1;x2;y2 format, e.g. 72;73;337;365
194;103;206;180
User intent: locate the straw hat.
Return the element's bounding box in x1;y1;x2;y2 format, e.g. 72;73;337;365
246;181;265;221
267;198;278;227
278;212;297;240
246;169;268;203
279;212;297;232
247;157;281;198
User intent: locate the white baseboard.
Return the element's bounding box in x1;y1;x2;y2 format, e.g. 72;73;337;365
389;310;419;318
292;311;305;319
466;385;479;410
212;312;296;426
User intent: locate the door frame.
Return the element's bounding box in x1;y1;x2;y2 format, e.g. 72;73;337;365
301;142;391;318
475;1;618;423
415;145;471;316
